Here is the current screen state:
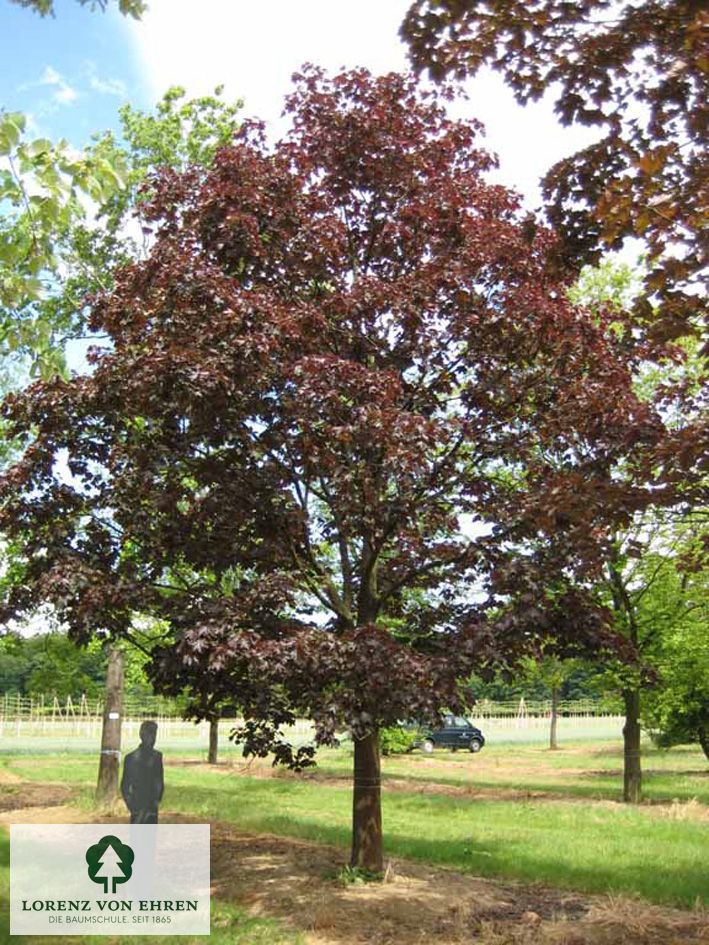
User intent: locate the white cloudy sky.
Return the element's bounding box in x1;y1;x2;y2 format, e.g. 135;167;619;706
0;0;616;221
123;0;599;210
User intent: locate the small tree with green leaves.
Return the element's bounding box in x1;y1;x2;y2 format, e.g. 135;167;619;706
519;654;580;750
640;550;709;761
1;87;243;379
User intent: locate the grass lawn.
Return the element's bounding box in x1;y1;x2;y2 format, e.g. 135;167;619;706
1;739;707;912
313;740;709;805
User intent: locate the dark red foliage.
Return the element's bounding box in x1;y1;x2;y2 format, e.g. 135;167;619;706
1;67;667;759
401;1;709;345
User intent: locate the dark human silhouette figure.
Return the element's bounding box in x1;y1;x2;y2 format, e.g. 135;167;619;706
121;720;164;823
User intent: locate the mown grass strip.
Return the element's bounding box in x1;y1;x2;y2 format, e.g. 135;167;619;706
3;747;708;909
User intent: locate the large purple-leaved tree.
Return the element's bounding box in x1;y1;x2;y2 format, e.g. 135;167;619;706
0;68;667;869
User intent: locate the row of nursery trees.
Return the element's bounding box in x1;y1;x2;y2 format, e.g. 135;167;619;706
0;0;707;871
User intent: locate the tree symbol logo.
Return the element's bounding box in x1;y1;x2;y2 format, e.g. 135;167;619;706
86;835;134;894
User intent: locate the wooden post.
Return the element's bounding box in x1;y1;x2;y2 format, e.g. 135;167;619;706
80;693;89;737
66;694;77;732
96;648;125;802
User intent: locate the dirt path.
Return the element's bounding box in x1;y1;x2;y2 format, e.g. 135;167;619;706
1;789;707;945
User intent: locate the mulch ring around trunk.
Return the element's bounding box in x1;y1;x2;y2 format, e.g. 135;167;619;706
2;799;707;945
204;820;709;945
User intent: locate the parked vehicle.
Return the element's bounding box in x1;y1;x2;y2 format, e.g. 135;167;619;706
414;714;485;753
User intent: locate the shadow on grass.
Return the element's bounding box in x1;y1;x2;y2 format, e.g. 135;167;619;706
300;762;628;804
167;780;709;911
212;807;709;910
385;825;709;910
313;750;709;805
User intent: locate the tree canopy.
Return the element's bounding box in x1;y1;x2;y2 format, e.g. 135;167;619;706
0;67;673;868
2;0;151;377
401;0;709;345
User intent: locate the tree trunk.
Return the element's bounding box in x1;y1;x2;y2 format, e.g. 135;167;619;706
350;730;383;871
623;688;642;803
208;716;219;764
698;726;709;762
549;687;559;750
96;647;125;802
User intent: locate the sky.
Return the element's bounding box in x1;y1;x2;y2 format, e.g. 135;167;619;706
1;0;600;211
1;0;147;142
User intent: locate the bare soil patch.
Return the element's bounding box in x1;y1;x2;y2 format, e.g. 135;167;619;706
0;803;86;824
209;827;590;944
0;782;73;813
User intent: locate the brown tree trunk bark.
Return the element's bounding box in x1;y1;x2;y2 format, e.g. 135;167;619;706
623;688;642;803
549;687;559;750
697;726;709;762
96;647;124;802
350;730;383;871
208;716;219;764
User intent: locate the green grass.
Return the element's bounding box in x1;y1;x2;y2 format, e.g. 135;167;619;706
165;769;709;908
2;745;709;920
310;741;709;805
2;742;708;915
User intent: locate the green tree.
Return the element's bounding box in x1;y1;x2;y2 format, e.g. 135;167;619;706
2;0;149;375
0;631;108;697
640;551;709;761
25;633;108;698
0;632;32;692
568;257;704;801
0;111;126;376
519;654;580;750
601;524;668;803
1;87;243;378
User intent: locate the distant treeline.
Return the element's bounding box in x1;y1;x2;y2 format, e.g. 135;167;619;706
0;632;153;701
466;665;615;706
0;631;621;709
